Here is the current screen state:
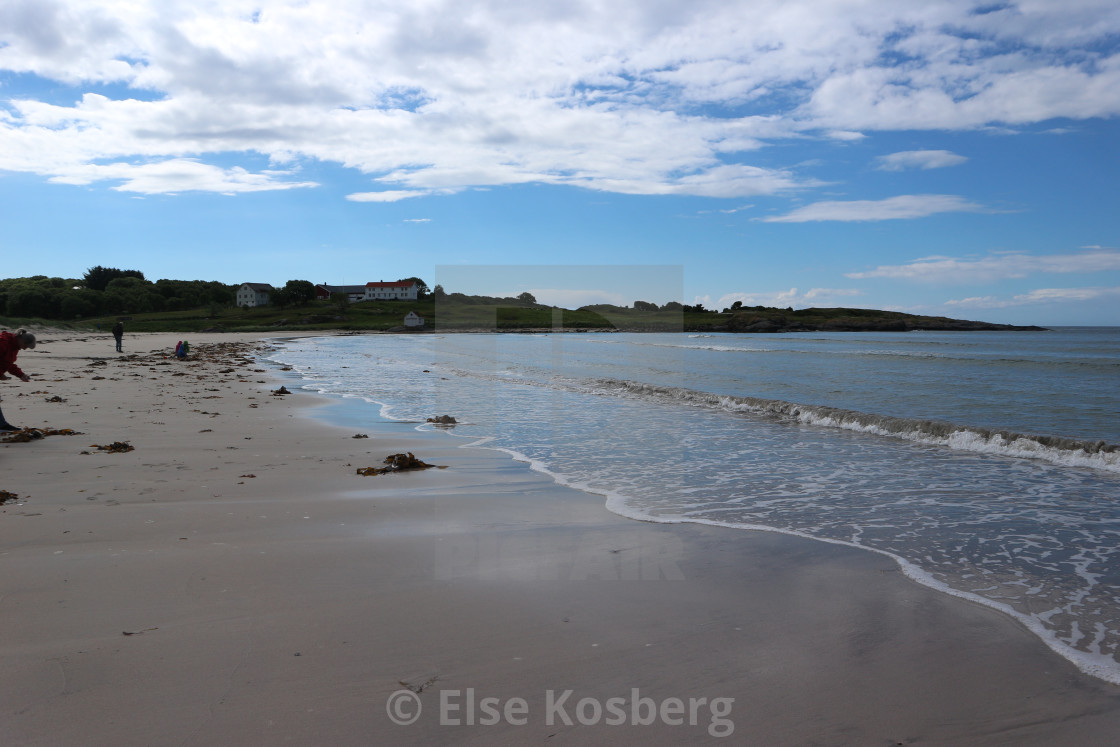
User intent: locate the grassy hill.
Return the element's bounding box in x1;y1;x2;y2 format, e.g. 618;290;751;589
720;306;1046;332
2;300;1045;334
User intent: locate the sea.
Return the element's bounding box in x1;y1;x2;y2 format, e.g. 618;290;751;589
265;328;1120;684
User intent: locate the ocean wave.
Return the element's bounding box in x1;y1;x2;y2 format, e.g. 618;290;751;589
594;379;1120;473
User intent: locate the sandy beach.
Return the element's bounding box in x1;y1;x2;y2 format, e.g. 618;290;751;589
2;330;1120;746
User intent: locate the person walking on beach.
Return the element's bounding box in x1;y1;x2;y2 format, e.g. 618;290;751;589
112;321;124;352
0;329;35;431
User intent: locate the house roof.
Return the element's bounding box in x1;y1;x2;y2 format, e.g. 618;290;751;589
366;281;416;289
241;283;274;291
317;284;367;294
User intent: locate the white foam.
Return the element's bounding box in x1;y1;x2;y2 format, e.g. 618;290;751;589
601;379;1120;474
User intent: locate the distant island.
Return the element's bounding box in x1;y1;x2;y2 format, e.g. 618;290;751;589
715;306;1047;333
0;269;1046;333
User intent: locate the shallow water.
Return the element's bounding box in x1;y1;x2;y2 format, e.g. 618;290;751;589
268;328;1120;683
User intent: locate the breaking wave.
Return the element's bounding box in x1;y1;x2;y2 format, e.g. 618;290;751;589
594;379;1120;473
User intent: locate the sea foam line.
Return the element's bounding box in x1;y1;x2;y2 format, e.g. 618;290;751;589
426;363;1120;473
597;379;1120;473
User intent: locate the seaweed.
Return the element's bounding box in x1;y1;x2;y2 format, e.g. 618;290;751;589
356;452;445;475
91;441;135;453
1;427;81;444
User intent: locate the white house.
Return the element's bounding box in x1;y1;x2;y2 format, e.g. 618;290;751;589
237;283;274;307
365;280;418;302
404;311;425;328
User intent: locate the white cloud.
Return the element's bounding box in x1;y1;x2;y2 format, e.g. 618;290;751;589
945;286;1120;309
346;190;431;203
520;289;627;309
763;194;985;223
803;287;863;301
46;158;318;194
716;287;864;309
0;1;1119;197
875;150;967;171
846;248;1120;282
402;218;431;223
824;130;866;142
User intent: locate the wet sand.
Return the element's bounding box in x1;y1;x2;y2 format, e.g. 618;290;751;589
2;330;1119;745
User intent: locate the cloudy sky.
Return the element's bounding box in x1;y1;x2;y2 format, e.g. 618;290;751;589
2;0;1119;324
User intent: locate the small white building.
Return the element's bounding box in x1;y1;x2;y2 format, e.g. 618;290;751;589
237;283;274;307
404;311;425;328
365;280;418;302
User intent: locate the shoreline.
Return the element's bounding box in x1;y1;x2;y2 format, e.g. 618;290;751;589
3;331;1120;744
305;380;1120;689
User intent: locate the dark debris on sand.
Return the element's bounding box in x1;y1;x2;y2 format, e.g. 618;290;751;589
1;428;82;444
90;441;135;453
356;452;446;475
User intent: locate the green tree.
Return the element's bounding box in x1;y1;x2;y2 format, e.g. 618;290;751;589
5;286;52;317
103;276;157;314
282;280;317;306
105;276;147;292
83;266;145;292
400;276;430;299
517;291;537;305
205;281;236;306
59;292;97;319
633;300;657;312
271;287;294;310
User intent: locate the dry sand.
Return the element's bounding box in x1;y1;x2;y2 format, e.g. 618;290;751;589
3;330;1120;746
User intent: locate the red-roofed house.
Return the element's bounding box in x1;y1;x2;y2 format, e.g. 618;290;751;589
365;280;418;301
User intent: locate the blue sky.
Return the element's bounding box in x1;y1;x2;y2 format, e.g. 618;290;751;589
1;1;1119;325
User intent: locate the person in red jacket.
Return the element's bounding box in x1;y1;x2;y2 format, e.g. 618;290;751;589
0;329;36;431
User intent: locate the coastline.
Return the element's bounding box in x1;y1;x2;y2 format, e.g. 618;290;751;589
3;331;1119;745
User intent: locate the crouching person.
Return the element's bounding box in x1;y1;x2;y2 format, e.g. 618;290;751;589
0;329;36;431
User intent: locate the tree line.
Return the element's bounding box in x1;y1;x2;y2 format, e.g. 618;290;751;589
2;266;706;321
0;268;434;320
1;267;236;320
428;288;693;312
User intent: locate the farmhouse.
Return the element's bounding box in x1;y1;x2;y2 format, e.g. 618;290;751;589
236;283;274;307
315;284;368;303
365;280;418;302
404;311;425;328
